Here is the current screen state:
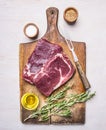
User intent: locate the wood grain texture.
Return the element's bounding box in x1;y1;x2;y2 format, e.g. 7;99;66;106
19;7;86;124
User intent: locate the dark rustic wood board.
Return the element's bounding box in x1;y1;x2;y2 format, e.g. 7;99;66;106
19;7;86;124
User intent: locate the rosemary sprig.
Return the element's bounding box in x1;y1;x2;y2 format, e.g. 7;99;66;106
24;86;95;122
24;111;40;122
46;86;70;103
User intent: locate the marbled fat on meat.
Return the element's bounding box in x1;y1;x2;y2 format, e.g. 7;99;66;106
23;39;75;96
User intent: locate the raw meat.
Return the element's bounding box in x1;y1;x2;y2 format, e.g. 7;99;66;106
23;39;75;96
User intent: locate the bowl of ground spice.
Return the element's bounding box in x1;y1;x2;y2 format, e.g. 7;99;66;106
64;7;78;24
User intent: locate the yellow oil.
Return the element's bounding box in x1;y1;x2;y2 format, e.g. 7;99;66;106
26;95;36;105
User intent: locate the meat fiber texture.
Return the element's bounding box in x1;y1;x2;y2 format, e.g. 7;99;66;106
23;39;75;96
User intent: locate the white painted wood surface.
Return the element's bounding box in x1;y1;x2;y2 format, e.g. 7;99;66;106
0;0;106;130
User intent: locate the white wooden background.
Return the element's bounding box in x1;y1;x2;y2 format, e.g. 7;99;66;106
0;0;106;130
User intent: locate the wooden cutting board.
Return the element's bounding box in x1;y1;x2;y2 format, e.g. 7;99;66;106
19;7;86;124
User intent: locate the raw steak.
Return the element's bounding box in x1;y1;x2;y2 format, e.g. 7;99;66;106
23;39;75;96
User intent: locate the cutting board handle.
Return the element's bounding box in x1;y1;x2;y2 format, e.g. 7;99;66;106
43;7;62;42
46;7;58;28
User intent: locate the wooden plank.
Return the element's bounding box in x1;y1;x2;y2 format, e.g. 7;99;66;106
19;42;50;124
50;41;86;124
